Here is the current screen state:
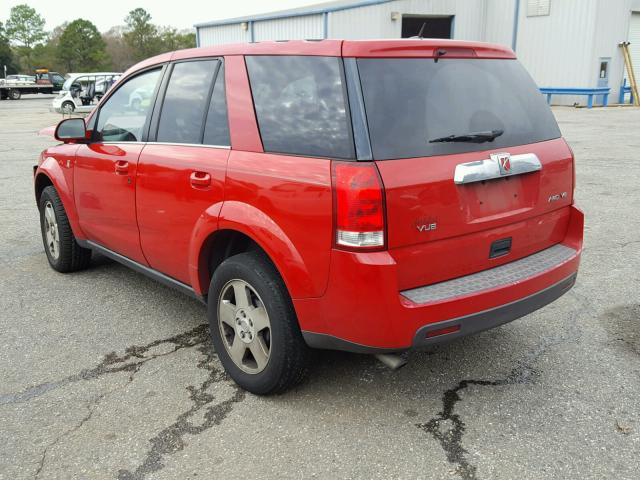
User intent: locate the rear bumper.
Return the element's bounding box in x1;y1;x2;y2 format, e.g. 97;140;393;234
295;205;583;353
411;272;576;348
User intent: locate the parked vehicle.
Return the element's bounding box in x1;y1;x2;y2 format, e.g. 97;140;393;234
34;40;583;394
127;83;155;111
51;73;122;113
35;69;65;90
0;69;64;99
6;74;36;83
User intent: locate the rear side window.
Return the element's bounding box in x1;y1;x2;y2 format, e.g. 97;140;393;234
157;60;218;144
357;58;561;160
203;64;230;146
246;55;354;159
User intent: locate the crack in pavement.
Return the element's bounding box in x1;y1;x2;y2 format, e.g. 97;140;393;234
0;324;209;406
416;291;593;479
4;322;244;479
416;340;554;480
4;321;245;479
117;342;246;480
34;390;108;479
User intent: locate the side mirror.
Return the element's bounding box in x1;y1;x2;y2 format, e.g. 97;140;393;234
55;118;87;143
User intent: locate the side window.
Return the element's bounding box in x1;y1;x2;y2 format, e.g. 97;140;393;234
245;55;354;159
95;69;161;142
203;64;230;146
157;60;218;144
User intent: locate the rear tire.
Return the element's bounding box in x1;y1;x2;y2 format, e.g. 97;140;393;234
39;186;92;272
208;251;310;395
9;89;21;100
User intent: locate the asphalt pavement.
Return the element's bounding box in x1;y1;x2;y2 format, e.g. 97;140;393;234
0;96;638;479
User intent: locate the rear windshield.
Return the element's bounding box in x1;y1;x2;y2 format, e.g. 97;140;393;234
357;58;561;160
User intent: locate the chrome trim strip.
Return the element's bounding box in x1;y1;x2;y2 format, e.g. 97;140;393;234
454;152;541;185
145;142;231;149
98;141;231;149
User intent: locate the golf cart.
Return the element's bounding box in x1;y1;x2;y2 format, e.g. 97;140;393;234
51;72;122;113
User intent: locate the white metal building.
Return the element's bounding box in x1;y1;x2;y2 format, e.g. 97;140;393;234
195;0;640;105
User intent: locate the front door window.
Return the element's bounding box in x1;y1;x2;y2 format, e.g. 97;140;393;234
95;69;162;142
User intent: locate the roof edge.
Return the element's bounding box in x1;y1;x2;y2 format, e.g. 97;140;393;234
194;0;394;29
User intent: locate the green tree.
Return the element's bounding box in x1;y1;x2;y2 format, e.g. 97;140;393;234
157;27;196;52
5;4;46;48
0;22;19;75
5;4;47;70
123;8;159;61
32;23;67;72
57;19;107;72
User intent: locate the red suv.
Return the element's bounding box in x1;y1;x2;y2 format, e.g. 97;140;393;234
34;40;583;394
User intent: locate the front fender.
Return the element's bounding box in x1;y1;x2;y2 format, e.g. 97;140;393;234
35;153;85;240
188;201;314;299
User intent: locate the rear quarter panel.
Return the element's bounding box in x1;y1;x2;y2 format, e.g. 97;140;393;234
217;54;333;299
222;151;333;299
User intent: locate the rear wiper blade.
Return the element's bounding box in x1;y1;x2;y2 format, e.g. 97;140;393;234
429;129;504;144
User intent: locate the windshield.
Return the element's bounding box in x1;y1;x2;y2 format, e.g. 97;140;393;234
357;58;561;160
62;77;79;91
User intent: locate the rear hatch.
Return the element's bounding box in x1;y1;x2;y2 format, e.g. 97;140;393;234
356;56;574;291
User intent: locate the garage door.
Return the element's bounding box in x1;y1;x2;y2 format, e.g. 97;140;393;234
628;13;640;82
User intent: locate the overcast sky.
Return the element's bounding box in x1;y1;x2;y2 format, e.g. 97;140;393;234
2;0;320;32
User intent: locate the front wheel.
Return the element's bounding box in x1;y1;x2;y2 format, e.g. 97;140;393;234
208;252;310;395
61;101;75;113
39;186;92;272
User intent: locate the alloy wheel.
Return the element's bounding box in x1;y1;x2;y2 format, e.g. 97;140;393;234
218;279;272;374
43;201;60;260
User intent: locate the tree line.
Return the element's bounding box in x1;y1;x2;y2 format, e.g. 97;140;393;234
0;4;195;75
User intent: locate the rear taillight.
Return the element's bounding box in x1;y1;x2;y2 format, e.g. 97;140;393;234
332;162;386;250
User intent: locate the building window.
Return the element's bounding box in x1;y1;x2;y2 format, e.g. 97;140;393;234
527;0;551;17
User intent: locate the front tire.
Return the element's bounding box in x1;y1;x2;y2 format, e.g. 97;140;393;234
39;186;92;272
62;101;75;113
208;252;310;395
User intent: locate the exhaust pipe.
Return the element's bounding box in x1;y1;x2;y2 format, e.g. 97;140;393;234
375;353;408;370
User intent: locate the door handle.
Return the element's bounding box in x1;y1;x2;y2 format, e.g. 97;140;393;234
190;171;211;188
115;160;129;175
